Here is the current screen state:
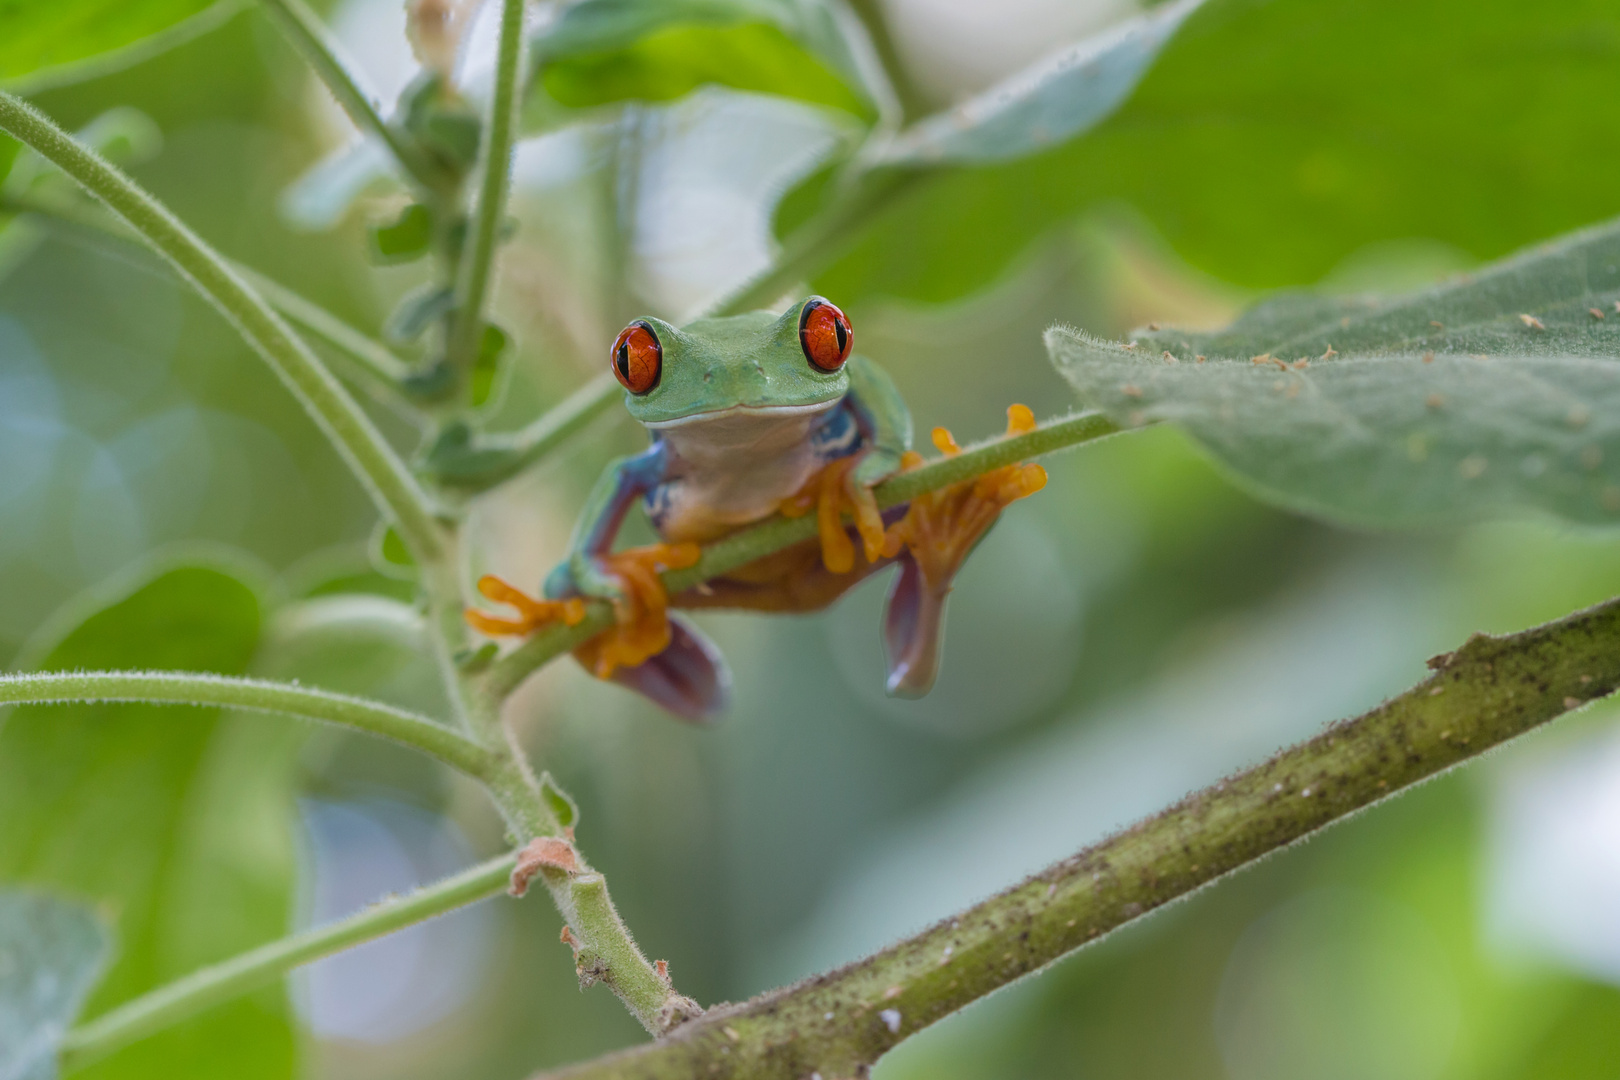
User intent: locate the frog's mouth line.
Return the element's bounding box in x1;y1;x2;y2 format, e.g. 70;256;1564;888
642;400;839;430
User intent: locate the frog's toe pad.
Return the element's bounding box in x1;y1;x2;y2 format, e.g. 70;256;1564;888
607;615;732;722
573;542;701;679
466;575;586;637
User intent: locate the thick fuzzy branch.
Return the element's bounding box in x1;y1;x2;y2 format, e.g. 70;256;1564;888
0;670;495;779
532;595;1620;1080
0;91;447;564
479;410;1123;701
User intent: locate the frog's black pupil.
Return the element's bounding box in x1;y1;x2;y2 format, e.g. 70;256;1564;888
616;342;630;380
834;319;847;353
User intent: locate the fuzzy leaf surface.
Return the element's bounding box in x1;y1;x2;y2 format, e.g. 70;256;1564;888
1048;218;1620;527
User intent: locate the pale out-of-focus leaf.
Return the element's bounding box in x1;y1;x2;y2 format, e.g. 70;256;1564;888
0;892;109;1080
0;0;239;93
527;0;879;121
278;138;397;232
0;560;300;1080
1047;217;1620;528
875;0;1205;166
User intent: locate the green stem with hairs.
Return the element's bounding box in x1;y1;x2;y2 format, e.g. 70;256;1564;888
533;595;1620;1080
0;91;447;565
59;854;518;1072
444;0;526;384
258;0;453;196
478;410;1122;702
0;670;494;779
425;373;622;489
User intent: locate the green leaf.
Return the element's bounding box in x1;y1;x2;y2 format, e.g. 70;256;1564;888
1047;217;1620;529
0;560;300;1080
370;522;417;579
384;282;453;343
874;0;1205;166
0;0;237;93
368;203;434;264
539;772;579;830
528;0;876;120
820;0;1620;304
470;323;510;409
0;892;109;1080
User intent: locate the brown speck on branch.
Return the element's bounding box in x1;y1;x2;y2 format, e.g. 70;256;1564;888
1321;345;1337;359
1564;697;1582;710
510;836;580;896
1121;384;1143;398
1590;307;1605;320
1519;313;1546;330
1422;351;1435;363
1429;320;1444;329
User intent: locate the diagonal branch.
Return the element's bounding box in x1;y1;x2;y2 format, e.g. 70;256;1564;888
533;593;1620;1080
0;670;496;779
0;91;447;565
478;410;1123;701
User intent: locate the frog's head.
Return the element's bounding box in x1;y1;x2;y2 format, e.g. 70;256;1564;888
608;296;855;428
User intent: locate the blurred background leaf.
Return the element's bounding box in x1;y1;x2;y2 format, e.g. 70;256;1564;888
816;0;1620;305
526;0;881;123
0;560;299;1080
0;891;109;1080
0;0;239;93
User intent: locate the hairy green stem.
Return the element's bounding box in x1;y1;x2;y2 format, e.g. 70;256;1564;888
258;0;452;195
0;670;495;778
445;0;526;382
426;373;622;489
59;853;518;1071
479;410;1122;701
0;91;447;565
535;596;1620;1080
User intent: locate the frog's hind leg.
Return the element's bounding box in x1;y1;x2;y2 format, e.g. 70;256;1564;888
604;614;732;722
882;405;1047;697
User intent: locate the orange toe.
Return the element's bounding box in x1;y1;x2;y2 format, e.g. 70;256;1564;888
782;453;892;575
465;575;586;637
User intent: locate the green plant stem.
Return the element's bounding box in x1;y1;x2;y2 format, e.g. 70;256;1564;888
257;0;452;196
0;670;495;779
58;853;518;1072
534;597;1620;1080
0;91;447;565
427;373;622;489
479;410;1122;701
445;0;525;382
234;265;414;387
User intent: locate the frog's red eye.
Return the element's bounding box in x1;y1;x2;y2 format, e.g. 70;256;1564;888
611;320;661;394
799;298;852;372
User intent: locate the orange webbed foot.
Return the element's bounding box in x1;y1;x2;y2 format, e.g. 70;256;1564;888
889;404;1047;588
466;576;587;637
571;542;701;679
780;453;890;574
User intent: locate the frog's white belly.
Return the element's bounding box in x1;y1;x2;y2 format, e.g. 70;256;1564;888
650;405;837;543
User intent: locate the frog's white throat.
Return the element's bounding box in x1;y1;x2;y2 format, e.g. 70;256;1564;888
642;400;838;430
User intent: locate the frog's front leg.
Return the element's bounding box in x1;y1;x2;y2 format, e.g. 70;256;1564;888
781;356;913;573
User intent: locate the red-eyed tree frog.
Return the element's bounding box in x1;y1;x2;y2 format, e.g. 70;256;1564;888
468;297;1046;720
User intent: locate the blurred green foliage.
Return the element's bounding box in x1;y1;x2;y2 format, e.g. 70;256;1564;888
3;1;1620;1079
